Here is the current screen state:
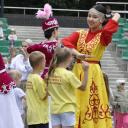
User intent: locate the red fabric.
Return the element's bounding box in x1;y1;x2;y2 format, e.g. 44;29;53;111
0;53;15;94
114;112;128;128
0;54;5;70
27;41;58;79
100;19;118;46
0;72;15;94
61;32;79;48
42;18;59;31
62;19;118;48
27;41;57;67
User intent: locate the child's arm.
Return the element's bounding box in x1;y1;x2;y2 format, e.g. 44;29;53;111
21;96;27;110
78;61;89;91
36;77;48;100
68;61;89;91
42;86;49;100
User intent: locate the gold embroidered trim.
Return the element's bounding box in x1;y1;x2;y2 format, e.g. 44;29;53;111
77;30;102;55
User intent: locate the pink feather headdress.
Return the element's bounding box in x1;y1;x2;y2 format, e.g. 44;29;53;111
36;3;53;19
36;3;59;31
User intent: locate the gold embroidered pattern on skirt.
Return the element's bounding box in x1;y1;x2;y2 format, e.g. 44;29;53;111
82;81;111;124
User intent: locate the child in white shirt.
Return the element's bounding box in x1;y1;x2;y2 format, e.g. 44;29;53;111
8;70;26;120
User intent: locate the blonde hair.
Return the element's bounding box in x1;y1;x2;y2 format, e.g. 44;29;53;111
8;70;22;81
29;51;45;68
48;47;72;76
3;57;8;64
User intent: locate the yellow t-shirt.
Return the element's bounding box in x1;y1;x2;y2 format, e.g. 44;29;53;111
26;73;48;125
48;67;81;114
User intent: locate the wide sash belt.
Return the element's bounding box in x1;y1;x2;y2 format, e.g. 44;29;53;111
77;59;99;64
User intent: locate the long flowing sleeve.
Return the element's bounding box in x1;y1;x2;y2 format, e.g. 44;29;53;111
100;19;119;46
61;32;79;49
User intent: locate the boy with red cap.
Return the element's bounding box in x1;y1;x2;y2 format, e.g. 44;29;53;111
0;53;24;128
27;3;60;79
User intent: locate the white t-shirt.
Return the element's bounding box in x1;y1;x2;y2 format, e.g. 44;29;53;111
13;87;26;115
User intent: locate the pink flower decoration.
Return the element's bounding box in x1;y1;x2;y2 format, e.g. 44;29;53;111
36;3;53;19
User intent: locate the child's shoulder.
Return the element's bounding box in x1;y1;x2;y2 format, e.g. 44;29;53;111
28;73;39;77
58;68;74;78
14;87;22;91
14;87;25;95
28;73;41;80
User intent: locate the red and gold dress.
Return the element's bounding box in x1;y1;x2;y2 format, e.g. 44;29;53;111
62;19;118;128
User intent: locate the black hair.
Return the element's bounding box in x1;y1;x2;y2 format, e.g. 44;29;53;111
44;27;58;39
93;4;107;15
92;4;110;26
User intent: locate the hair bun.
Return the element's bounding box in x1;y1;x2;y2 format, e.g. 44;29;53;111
93;4;107;15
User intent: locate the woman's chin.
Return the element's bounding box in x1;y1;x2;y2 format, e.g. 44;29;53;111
89;26;94;29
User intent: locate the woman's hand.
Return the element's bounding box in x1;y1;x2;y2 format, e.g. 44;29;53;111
71;48;94;60
76;53;93;60
112;13;120;22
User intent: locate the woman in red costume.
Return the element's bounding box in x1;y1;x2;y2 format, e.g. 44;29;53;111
61;4;120;128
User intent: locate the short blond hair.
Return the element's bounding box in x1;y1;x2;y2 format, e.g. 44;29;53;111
29;51;45;68
8;70;22;81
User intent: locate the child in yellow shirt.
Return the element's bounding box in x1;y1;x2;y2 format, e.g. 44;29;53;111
48;47;89;128
26;51;49;128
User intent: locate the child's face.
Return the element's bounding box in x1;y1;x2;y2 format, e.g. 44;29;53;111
38;57;46;71
15;77;21;87
53;28;59;39
22;42;29;51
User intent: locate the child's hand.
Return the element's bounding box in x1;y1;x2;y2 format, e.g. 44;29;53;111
82;61;89;71
18;47;28;60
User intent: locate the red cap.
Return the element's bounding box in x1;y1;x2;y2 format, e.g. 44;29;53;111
42;17;59;31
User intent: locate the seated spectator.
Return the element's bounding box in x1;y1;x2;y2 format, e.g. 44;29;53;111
10;39;32;91
8;28;18;47
112;79;128;128
0;21;4;40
